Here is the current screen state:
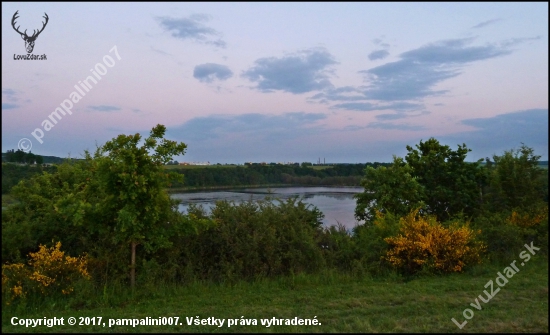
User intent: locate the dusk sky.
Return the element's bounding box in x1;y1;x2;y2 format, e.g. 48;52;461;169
2;2;548;163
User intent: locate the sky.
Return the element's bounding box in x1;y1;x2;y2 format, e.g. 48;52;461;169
2;2;548;164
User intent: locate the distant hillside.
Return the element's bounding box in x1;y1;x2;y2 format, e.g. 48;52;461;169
1;152;82;164
39;155;76;164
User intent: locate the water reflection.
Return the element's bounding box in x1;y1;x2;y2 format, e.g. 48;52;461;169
171;186;364;229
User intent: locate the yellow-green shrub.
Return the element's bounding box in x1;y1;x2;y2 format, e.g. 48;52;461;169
506;203;548;228
2;242;90;305
473;203;548;260
505;203;548;256
383;209;485;275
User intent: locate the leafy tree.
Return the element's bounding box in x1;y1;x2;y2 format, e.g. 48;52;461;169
2;160;92;262
354;156;424;224
88;124;188;288
404;138;483;221
484;144;545;212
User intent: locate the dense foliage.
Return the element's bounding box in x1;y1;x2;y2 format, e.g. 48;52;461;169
355;138;548;265
86;125;188;287
482;144;547;212
2;125;192;289
404;139;484;221
172;197;326;283
1;134;547;309
1;163;56;194
354;156;425;223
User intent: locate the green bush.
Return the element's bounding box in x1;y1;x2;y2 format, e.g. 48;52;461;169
473;203;548;262
351;211;401;276
317;223;356;272
175;197;326;283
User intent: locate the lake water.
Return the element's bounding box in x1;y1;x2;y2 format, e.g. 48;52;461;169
171;186;365;229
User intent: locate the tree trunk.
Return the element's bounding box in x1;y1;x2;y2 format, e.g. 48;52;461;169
131;241;137;289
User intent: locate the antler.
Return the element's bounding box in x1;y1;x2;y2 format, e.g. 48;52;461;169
11;11;49;39
29;13;49;39
11;10;26;37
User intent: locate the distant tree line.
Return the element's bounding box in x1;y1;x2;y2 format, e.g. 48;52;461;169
2;150;76;165
3;149;43;165
1;160;388;195
169;163;391;189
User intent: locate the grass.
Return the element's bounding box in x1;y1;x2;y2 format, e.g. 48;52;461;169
2;257;547;333
308;165;334;170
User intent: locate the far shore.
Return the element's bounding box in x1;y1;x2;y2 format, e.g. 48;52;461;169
166;183;362;193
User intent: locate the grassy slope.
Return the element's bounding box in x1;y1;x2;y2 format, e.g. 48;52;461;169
2;257;547;333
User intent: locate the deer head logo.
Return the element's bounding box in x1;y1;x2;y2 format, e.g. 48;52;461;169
12;10;49;54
